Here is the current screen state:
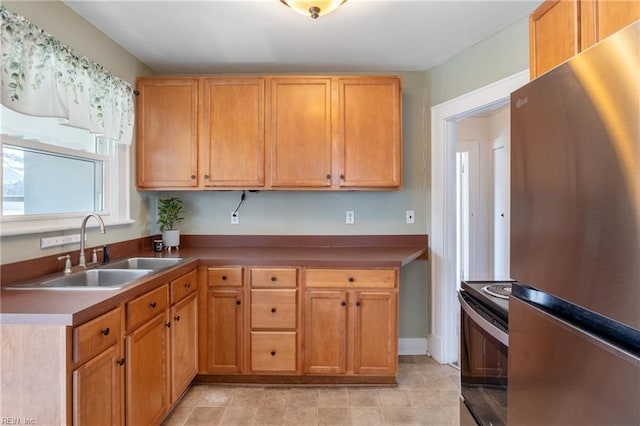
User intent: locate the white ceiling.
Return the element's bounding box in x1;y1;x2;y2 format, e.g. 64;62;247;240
64;0;542;74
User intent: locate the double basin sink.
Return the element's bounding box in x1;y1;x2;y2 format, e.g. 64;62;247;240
5;257;185;291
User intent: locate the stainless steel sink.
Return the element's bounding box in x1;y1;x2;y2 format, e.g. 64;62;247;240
5;269;153;290
100;257;184;271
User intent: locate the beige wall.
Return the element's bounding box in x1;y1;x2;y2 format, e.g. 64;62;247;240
0;2;529;340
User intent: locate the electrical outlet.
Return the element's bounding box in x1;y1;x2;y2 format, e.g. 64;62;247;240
40;234;83;248
230;211;239;225
346;210;355;225
406;210;415;224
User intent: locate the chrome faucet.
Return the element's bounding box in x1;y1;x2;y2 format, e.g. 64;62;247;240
78;213;106;268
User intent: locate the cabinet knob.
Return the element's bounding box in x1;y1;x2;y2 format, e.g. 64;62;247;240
174;315;181;321
117;358;125;366
356;301;361;307
185;282;191;288
271;276;277;282
348;277;355;283
326;174;331;180
341;301;346;307
340;174;345;180
222;275;227;281
150;302;157;308
165;322;171;328
191;175;196;179
270;351;276;356
271;307;277;313
204;174;210;179
236;300;241;305
101;327;110;336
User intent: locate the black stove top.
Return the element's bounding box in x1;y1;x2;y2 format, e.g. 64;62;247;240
461;280;514;319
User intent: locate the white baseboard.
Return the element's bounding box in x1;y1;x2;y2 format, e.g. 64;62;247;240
398;338;428;355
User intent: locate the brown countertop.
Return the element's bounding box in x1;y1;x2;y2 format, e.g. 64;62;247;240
0;234;427;326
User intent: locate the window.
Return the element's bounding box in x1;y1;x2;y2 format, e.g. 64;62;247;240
0;105;131;235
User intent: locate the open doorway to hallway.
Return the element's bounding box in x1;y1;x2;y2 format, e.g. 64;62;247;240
429;70;528;365
452;104;510;364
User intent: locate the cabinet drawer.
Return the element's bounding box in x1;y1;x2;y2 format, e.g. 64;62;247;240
251;332;297;372
251;268;297;288
170;269;197;303
208;267;243;287
73;307;122;363
127;284;169;330
305;268;397;288
251;289;297;329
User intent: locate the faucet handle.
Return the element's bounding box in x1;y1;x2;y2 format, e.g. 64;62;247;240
57;254;72;274
92;248;103;264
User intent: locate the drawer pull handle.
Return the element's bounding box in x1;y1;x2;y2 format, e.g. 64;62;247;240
271;276;277;282
174;315;181;321
348;277;355;283
117;358;125;366
165;322;171;328
101;327;110;336
341;301;346;307
356;301;361;307
222;275;227;281
150;302;157;308
185;282;191;288
270;351;276;356
236;300;241;305
271;307;277;313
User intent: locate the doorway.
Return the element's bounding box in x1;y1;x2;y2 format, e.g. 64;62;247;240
429;70;528;364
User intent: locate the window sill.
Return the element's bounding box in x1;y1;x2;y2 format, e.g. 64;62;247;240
0;217;135;236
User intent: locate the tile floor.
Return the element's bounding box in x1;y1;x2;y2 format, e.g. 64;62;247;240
162;356;460;426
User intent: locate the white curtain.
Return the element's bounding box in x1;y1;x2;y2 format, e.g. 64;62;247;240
0;5;134;145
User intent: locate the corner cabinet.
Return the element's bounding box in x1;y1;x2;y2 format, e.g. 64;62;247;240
136;78;199;188
530;0;640;78
136;75;402;191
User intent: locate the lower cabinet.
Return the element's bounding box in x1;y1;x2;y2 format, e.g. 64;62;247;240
304;290;397;376
304;268;398;377
125;285;170;425
197;265;398;382
125;269;198;425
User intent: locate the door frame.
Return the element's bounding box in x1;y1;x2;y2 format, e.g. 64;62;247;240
429;70;529;363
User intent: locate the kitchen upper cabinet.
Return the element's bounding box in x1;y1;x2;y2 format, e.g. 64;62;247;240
336;77;402;189
269;77;333;188
137;75;402;190
530;0;640;78
201;78;266;188
136;78;199;189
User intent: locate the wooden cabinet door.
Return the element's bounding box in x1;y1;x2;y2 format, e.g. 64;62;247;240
206;288;244;373
352;291;398;375
126;312;170;426
170;292;198;402
269;77;333;187
73;344;123;426
201;78;265;188
136;78;199;188
336;78;402;188
303;290;347;374
581;0;640;49
529;0;580;78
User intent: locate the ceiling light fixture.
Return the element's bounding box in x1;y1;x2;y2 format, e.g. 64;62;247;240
280;0;348;19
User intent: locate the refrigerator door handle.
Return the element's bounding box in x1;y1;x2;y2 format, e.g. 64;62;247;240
458;292;509;347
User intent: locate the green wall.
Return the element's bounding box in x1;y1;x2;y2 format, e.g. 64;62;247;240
0;1;529;341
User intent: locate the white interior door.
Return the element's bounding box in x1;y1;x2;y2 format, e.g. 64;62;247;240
493;145;510;280
456;140;479;281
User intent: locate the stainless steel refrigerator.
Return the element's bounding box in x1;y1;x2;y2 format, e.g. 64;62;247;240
509;20;640;425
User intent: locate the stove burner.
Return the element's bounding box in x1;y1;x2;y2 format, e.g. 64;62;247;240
482;284;512;299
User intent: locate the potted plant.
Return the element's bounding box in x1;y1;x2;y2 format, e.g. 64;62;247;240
157;197;184;249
